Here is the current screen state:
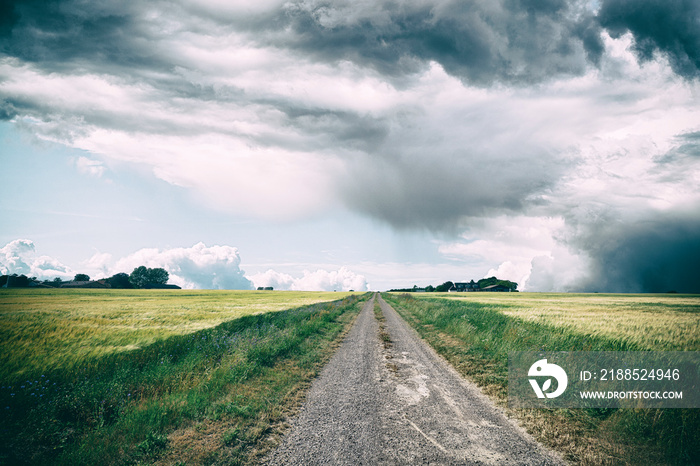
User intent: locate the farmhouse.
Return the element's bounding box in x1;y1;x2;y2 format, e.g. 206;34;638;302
449;280;480;292
448;280;515;292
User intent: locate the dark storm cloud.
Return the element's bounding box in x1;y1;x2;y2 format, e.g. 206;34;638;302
0;0;172;75
598;0;700;79
0;1;20;37
572;14;606;65
571;212;700;293
2;0;698;88
280;0;601;85
0;100;18;120
0;0;606;86
340;141;565;231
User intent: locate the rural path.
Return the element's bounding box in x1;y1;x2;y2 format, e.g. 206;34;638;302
262;294;565;465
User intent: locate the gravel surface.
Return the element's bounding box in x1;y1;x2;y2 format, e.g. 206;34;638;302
262;294;565;465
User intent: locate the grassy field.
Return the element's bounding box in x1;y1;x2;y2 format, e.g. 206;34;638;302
0;289;367;465
384;292;700;465
0;289;354;380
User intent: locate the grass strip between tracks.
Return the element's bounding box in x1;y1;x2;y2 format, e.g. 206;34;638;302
383;293;699;465
0;294;367;465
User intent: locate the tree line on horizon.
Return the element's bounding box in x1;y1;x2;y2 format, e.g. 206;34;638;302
388;276;518;293
1;266;174;289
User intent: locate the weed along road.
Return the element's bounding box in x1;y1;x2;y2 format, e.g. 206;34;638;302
263;294;565;465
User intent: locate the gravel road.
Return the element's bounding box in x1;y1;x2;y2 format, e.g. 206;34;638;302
262;294;565;465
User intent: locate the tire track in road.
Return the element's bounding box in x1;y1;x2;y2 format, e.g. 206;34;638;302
263;294;565;465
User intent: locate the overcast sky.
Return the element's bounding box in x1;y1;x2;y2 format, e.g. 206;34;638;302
1;0;699;292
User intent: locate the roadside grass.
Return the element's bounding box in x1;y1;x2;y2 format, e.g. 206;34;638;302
383;293;700;465
0;289;354;380
0;293;367;465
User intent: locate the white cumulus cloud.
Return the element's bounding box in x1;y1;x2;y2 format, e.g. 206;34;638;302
112;242;253;290
525;248;592;293
249;266;369;291
0;239;73;279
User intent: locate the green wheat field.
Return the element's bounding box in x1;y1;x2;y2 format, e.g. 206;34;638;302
418;292;700;350
0;289;355;380
0;289;363;465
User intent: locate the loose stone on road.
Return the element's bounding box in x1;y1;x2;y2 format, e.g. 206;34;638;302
263;294;565;465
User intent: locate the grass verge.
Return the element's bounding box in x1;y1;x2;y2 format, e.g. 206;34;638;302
383;293;699;465
0;294;367;465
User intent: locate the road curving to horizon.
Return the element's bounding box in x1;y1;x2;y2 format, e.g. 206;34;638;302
262;293;565;465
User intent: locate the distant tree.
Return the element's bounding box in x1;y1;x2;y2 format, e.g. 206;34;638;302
477;276;518;291
148;268;169;286
477;276;497;288
129;266;150;288
108;272;133;289
52;277;63;286
129;266;169;288
434;281;454;292
74;273;90;282
425;285;435;292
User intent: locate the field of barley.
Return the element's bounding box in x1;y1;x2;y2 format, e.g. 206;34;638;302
0;289;366;465
421;292;700;350
0;289;355;380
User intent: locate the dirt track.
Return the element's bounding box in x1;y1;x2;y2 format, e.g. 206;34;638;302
263;294;565;465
